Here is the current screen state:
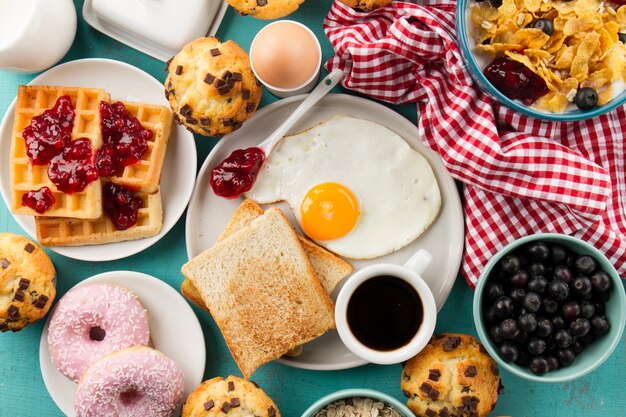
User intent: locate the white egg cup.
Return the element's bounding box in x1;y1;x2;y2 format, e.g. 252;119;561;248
249;20;322;98
335;249;437;364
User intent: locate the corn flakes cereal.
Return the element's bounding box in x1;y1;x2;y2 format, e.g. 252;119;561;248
470;0;626;112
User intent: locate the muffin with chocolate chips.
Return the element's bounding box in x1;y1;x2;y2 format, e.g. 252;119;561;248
0;233;56;332
227;0;305;20
182;375;280;417
165;37;262;137
337;0;392;11
401;333;502;417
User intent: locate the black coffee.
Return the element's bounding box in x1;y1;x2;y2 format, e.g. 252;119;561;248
347;275;423;351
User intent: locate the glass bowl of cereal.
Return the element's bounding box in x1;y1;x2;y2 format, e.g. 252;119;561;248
301;389;414;417
456;0;626;121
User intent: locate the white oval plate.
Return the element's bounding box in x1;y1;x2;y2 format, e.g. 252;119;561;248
0;58;197;261
39;271;206;417
185;94;464;370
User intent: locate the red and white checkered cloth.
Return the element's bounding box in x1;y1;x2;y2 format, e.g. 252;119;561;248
323;0;626;287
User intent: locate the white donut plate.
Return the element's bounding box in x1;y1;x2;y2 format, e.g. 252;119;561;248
39;271;206;416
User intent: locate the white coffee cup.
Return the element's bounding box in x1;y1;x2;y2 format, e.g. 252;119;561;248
335;249;437;364
0;0;77;73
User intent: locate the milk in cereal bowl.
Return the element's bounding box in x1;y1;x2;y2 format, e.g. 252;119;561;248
456;0;626;121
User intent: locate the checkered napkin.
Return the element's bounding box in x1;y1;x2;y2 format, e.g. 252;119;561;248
323;0;626;287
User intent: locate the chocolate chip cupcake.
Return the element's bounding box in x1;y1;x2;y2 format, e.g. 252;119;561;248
182;376;280;417
337;0;392;11
0;233;56;332
165;37;262;137
401;334;503;417
226;0;305;20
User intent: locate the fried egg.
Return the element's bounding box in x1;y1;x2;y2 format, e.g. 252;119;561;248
246;116;441;259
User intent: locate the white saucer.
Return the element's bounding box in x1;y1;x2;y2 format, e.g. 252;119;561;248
39;271;206;417
185;94;464;370
0;58;197;262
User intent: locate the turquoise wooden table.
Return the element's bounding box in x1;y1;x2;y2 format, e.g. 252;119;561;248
0;1;624;416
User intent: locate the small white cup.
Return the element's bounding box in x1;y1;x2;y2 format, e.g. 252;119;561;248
335;249;437;364
249;20;322;98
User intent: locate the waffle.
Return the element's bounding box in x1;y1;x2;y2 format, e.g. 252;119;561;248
10;85;109;219
34;190;163;246
108;101;173;193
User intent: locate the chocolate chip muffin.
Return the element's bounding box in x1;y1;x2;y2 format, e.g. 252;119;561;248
401;334;503;417
226;0;305;20
182;376;280;417
337;0;392;11
165;37;262;137
0;233;56;332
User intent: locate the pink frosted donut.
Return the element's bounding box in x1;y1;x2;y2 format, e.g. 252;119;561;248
47;283;150;382
74;346;185;417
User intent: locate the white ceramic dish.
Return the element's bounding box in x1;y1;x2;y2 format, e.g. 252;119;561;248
185;94;464;370
0;58;197;262
39;271;206;417
83;0;228;62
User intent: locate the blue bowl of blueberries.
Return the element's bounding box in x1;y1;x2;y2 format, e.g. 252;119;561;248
473;233;625;382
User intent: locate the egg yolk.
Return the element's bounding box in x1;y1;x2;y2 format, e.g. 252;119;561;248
300;182;359;241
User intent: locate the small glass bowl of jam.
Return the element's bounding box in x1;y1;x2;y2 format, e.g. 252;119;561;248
455;0;626;121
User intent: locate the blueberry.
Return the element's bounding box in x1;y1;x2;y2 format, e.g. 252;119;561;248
562;301;581;321
620;32;626;44
553;329;573;348
484;304;499;324
574;87;598;110
509;288;527;305
575;255;597;275
490;324;505;343
488;0;503;7
594;302;606;315
548;279;569;301
494;296;515;319
510;270;530;288
535;318;553;337
580;301;595;319
499;341;519;362
572;275;592;297
531;18;554;35
500;318;520;339
590;271;611;293
527;337;547;356
515;349;531;367
571;340;584;354
526;242;550;262
529;356;550;375
528;263;546;278
556;348;576;367
542;298;559;316
523;292;542;313
593;291;610;303
527;277;548;294
500;255;521;274
552;315;566;330
546;355;560;371
590;315;610;337
518;313;538;333
486;281;505;301
553;265;573;284
578;332;595;346
569;318;591;338
550;244;568;265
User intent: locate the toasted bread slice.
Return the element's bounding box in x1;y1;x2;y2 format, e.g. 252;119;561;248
181;207;336;379
181;200;352;311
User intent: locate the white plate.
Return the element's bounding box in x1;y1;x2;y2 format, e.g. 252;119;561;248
0;58;197;262
82;0;228;62
39;271;206;417
185;94;464;370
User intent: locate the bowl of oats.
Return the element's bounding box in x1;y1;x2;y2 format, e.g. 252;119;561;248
301;389;413;417
456;0;626;121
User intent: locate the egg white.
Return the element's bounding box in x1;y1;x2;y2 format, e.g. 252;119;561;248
246;116;442;259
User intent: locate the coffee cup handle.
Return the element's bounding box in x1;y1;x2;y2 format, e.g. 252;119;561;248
403;249;432;276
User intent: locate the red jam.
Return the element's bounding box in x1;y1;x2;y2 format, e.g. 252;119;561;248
209;147;266;199
483;56;549;105
97;101;152;177
48;138;99;194
22;95;75;165
103;183;142;230
21;187;56;214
